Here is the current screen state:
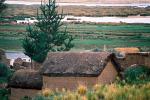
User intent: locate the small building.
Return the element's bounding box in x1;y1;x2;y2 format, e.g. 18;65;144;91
114;52;150;70
16;17;38;24
40;52;120;90
8;69;43;100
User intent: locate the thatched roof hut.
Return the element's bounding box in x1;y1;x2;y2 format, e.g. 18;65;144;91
40;52;120;90
9;69;43;90
40;52;113;77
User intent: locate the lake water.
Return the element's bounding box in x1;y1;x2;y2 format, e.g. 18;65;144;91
63;16;150;24
5;1;150;7
5;1;150;24
5;51;29;60
5;51;30;65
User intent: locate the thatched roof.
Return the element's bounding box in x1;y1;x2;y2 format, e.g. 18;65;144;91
40;52;113;77
9;69;43;90
126;52;150;56
114;47;140;53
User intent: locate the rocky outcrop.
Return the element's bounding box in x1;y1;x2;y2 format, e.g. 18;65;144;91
13;58;32;70
22;62;31;68
9;69;43;90
13;58;24;70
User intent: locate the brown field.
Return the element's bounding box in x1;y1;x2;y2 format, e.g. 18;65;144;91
3;4;150;17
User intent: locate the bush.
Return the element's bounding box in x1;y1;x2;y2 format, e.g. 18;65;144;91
0;63;14;83
124;65;150;84
0;89;10;100
21;96;32;100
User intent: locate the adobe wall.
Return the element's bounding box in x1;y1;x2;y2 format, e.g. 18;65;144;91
115;53;150;70
98;60;118;84
43;76;97;90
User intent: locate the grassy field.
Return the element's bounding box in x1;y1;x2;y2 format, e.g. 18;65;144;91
0;23;150;50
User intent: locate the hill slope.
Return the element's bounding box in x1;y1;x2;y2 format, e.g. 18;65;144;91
7;0;150;3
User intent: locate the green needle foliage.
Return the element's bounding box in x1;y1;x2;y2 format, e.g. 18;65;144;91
0;0;6;14
0;63;14;83
23;26;49;63
22;0;74;65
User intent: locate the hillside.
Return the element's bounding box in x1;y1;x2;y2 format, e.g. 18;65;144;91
7;0;150;3
3;4;150;17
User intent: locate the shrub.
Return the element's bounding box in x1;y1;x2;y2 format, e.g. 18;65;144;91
0;63;14;83
0;89;10;100
104;83;150;100
42;88;53;97
77;85;87;95
21;96;32;100
124;65;150;84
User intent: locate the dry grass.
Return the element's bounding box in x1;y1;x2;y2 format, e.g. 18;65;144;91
32;83;150;100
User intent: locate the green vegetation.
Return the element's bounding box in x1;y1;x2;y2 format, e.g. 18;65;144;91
0;63;13;100
0;23;150;50
0;0;6;14
0;89;10;100
0;63;13;83
124;66;150;84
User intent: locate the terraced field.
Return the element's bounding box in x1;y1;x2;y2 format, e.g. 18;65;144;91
0;23;150;50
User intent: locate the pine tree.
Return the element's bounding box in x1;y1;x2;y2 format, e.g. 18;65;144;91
22;0;74;66
22;25;49;66
0;0;6;14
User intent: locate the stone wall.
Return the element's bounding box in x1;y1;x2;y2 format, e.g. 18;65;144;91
10;88;40;100
115;52;150;70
